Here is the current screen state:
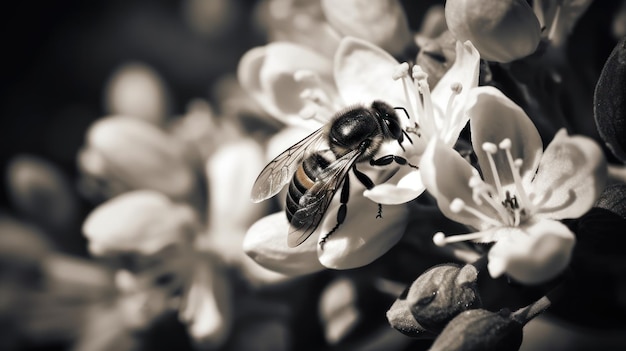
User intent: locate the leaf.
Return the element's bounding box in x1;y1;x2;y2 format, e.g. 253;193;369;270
594;37;626;163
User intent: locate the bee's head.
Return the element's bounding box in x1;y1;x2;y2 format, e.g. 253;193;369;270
371;100;404;142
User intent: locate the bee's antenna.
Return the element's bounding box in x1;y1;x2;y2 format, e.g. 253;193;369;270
402;130;413;144
393;106;411;120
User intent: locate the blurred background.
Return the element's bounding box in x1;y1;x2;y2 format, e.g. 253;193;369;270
1;0;261;229
1;1;624;350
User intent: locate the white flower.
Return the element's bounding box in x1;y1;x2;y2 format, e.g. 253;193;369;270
239;36;480;273
420;86;607;284
333;37;480;204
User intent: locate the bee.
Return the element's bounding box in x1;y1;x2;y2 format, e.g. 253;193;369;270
251;101;415;248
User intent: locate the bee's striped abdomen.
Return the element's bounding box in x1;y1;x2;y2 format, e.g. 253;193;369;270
286;152;332;223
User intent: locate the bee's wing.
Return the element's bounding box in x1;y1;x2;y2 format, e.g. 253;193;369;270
250;127;327;203
287;149;361;247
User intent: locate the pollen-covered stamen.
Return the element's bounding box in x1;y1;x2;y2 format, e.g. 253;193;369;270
392;63;419;125
293;69;321;83
498;138;532;212
441;82;464;143
413;66;437;137
298;89;322;119
469;175;511;225
392;63;411;102
481;142;505;200
298;105;317;120
392;62;410;80
294;70;339;122
450;198;503;227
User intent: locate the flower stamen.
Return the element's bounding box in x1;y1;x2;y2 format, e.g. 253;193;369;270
469;175;511;225
433;231;490;247
295;71;341;122
481;142;505;199
442;82;463;142
498;138;532;212
392;63;419;126
450;198;503;227
293;69;320;83
410;65;437;139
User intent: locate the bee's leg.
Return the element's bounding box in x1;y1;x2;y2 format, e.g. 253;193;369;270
320;176;350;249
370;155;419;169
352;166;374;189
352;166;383;219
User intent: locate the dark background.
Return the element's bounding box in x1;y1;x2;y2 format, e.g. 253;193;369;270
0;0;619;213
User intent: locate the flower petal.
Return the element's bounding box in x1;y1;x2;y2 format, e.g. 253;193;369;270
420;138;498;230
207;139;267;232
334;37;411;109
237;42;336;128
468;86;543;187
363;170;425;205
431;40;480;146
81;116;199;202
243;212;324;276
318;195;409;269
363;132;428;204
487;219;575;285
320;0;412;56
180;253;232;348
83;190;198;256
530;129;607;220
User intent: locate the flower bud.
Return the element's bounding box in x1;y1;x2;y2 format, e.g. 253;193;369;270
105;62;170;125
429;309;523;351
320;0;412;56
594;183;626;220
6;155;78;233
445;0;541;62
79;116;199;202
0;216;50;286
405;263;481;331
415;31;457;88
386;294;429;337
83;190;199;256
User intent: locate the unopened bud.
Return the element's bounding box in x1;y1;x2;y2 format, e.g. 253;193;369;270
386;291;430;337
405;263;481;331
6;155;78;233
594;37;626;163
445;0;541;62
430;309;523;351
105;62;170;125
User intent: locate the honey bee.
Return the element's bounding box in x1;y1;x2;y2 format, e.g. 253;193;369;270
251;101;415;248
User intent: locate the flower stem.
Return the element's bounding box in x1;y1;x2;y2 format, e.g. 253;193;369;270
510;283;564;325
